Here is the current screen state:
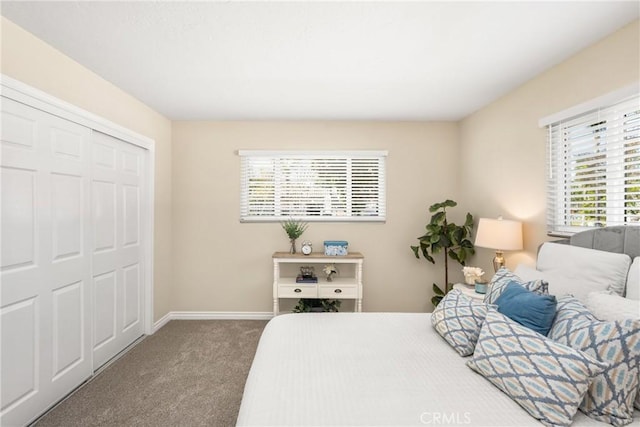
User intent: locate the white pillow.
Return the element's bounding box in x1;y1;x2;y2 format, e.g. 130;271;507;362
536;243;631;300
626;257;639;300
513;264;543;282
513;264;591;302
585;291;640;321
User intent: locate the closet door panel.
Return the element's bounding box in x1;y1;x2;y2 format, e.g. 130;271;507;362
40;110;92;403
1;100;48;424
123;184;140;247
92;132;144;370
91;133;120;368
122;263;141;331
1;167;36;272
93;180;117;252
0;99;92;426
51;280;84;379
50;173;83;261
93;271;117;350
0;126;40;415
118;144;143;341
0;298;38;416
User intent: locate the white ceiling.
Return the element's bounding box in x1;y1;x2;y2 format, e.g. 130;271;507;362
2;1;638;121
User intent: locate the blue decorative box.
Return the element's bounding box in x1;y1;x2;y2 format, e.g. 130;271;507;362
324;240;349;256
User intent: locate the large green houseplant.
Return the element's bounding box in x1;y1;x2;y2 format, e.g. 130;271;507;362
411;200;475;307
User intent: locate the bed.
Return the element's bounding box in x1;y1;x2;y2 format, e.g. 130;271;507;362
237;227;640;426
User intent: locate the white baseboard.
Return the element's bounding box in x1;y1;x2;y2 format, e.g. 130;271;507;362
153;311;273;332
153;312;173;332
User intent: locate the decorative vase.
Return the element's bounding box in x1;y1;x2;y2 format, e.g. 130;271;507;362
326;273;334;282
289;239;297;254
475;281;488;294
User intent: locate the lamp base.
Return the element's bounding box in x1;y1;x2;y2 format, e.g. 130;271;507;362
492;250;505;272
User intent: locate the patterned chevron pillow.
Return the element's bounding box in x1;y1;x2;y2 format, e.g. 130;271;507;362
468;310;607;427
549;295;640;426
431;289;495;356
547;294;597;337
483;267;548;305
584;292;640;411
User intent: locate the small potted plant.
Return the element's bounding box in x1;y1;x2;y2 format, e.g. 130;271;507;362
281;219;308;254
293;299;342;313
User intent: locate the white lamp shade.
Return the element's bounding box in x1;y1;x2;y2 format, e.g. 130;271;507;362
474;218;523;251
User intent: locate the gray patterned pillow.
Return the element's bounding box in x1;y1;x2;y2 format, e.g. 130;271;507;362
549;296;640;426
468;310;607;427
547;294;597;337
483;267;548;305
431;289;494;356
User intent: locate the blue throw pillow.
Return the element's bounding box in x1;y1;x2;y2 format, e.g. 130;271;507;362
483;267;548;304
494;281;557;336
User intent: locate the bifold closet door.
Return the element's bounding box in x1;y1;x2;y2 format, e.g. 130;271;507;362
1;98;93;425
91;131;145;370
1;98;147;425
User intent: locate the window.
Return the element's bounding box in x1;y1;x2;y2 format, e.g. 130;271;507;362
239;150;387;222
543;91;639;235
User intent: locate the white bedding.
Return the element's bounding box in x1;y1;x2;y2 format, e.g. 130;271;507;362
238;313;638;426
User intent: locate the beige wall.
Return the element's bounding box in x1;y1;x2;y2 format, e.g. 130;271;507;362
3;15;638;315
173;21;640;313
0;17;173;321
172;121;460;313
459;19;640;275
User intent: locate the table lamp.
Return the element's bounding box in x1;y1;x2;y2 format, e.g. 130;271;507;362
474;217;523;272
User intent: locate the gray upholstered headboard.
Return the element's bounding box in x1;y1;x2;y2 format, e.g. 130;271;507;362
559;226;640;259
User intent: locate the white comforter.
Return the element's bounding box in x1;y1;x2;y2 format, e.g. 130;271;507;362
237;313;639;426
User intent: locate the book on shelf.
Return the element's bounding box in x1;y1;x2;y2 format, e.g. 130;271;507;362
295;275;318;283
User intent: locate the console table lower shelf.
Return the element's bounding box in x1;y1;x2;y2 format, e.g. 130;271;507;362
272;252;364;315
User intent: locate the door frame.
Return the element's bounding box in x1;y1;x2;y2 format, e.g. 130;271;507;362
1;74;156;336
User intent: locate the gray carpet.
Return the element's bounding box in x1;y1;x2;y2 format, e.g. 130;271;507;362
34;320;268;427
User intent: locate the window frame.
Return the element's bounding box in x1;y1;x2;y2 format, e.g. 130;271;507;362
540;84;639;236
238;150;388;223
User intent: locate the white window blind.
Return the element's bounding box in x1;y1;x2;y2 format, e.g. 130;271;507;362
546;94;640;235
239;150;387;222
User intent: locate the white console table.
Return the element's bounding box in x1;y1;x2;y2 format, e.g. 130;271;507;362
272;252;364;316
